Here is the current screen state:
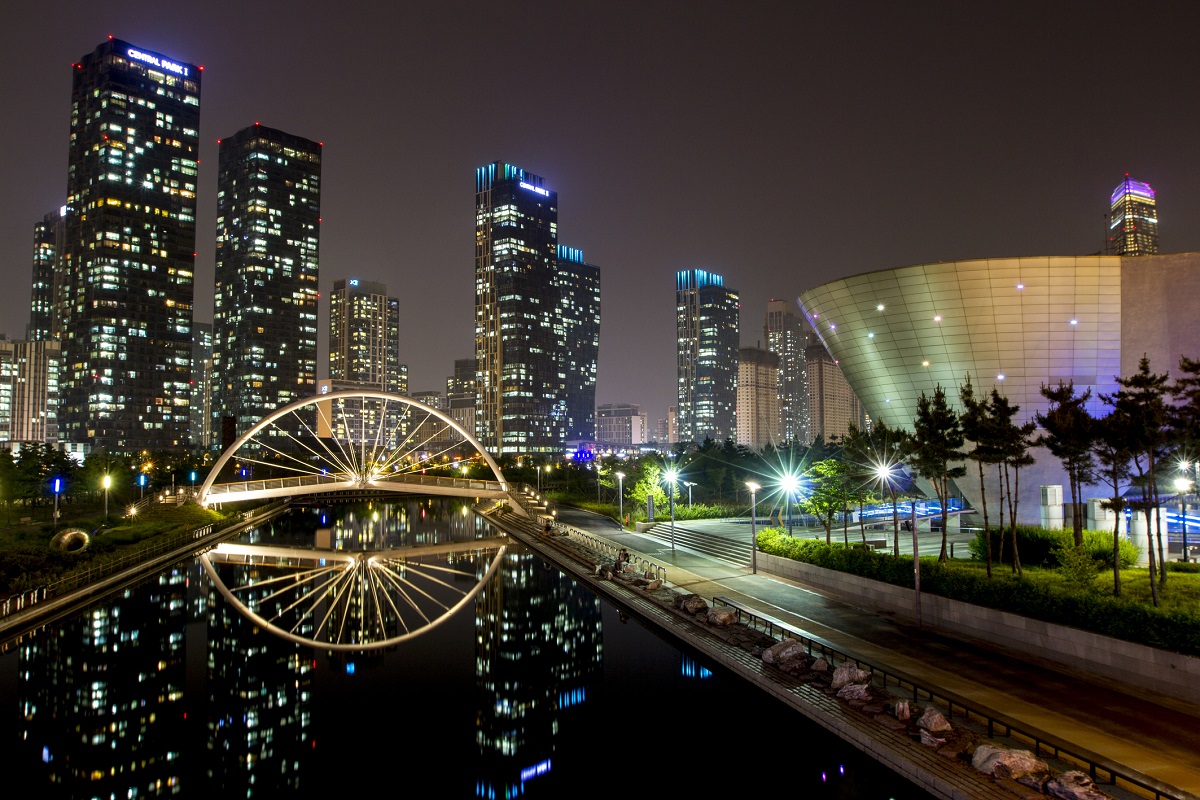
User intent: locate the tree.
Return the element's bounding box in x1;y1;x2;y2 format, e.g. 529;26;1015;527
800;458;851;544
909;385;966;562
960;375;1002;577
1035;380;1097;549
843;420;907;553
1106;356;1171;599
990;389;1037;577
1093;410;1133;597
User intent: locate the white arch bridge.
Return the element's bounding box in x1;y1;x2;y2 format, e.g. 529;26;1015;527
197;389;529;517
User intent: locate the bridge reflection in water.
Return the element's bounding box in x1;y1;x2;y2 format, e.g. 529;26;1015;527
4;498;933;799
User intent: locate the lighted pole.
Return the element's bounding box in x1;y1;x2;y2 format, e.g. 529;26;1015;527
1176;474;1192;563
780;473;799;535
103;475;111;521
747;481;760;573
52;477;62;531
616;471;625;527
665;469;678;550
684;481;696;507
537;461;542;493
911;499;921;628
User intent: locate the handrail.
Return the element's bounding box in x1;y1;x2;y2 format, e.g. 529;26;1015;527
710;596;1188;800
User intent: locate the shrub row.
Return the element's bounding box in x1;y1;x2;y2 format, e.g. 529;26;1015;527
966;526;1139;568
756;527;1200;658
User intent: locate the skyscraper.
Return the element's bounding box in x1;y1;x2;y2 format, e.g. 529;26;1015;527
676;269;739;444
446;357;476;444
29;209;65;343
213;124;321;440
190;322;212;450
328;278;402;393
736;345;779;451
1108;176;1158;256
57;38;201;452
805;341;862;445
556;245;600;443
475;162;585;456
764;299;809;446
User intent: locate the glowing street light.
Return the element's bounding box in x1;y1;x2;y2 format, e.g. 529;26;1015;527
779;473;799;535
616;471;626;527
52;477;62;531
746;481;760;574
138;472;147;500
664;468;678;550
103;474;111;521
684;481;696;507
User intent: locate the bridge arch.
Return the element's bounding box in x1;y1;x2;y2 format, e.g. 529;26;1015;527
199;389;518;509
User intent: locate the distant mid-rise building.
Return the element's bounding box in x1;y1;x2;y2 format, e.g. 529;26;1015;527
446;358;476;444
1108;176;1158;256
764;299;809;446
213;124;321;440
191;323;213;450
474;163;600;455
596;404;647;446
805;341;862;445
676;269;739;444
736;346;779;451
0;338;60;446
57;38;202;452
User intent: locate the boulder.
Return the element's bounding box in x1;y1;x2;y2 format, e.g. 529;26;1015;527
706;607;739;627
916;706;953;734
679;594;709;615
810;657;829;672
644;579;663;591
893;699;911;720
1045;771;1115;800
762;638;806;665
920;729;947;748
831;664;873;689
972;745;1048;780
837;683;873;701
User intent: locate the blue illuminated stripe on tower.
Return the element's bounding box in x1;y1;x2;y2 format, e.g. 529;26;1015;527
556;245;584;264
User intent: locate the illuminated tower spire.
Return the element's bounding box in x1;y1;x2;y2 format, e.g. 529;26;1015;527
1108;175;1158;256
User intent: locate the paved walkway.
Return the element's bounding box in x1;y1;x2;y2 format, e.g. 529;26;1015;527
553;507;1200;800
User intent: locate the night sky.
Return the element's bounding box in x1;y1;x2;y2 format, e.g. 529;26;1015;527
5;1;1200;426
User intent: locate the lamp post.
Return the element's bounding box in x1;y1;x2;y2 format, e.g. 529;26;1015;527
52;477;62;530
190;470;197;496
684;481;696;507
876;464;898;557
747;481;760;573
616;471;625;527
138;473;146;500
537;462;542;493
664;469;678;550
103;475;111;521
911;499;921;628
1175;475;1192;563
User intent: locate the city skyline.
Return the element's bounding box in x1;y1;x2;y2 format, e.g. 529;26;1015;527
5;2;1200;425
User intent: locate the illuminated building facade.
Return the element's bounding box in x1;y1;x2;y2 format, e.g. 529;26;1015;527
446;358;476;445
213;124;321;440
675;269;739;444
798;253;1200;524
328;278;403;393
556;245;601;443
474;163;600;455
804;341;862;445
764;299;810;445
57;38;201;452
190;322;212;450
736;346;779;451
29;209;65;342
1108;176;1158;256
0;338;60;445
596;403;647;446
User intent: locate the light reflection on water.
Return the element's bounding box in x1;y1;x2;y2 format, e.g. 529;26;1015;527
0;498;934;799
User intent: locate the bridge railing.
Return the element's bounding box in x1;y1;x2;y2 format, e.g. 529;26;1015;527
206;472;509;496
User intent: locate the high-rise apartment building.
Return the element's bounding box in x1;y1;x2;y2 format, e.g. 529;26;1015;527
556;245;600;443
736;346;779;451
0;338;60;445
57;38;201;452
29;209;65;342
474;162;600;455
764;299;809;446
1108;176;1158;256
805;341;862;445
328;278;403;393
446;358;476;443
676;269;739;444
213;124;321;440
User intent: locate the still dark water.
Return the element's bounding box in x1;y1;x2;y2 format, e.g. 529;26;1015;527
1;498;934;799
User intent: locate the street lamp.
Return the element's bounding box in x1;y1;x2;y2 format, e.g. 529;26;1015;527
876;464;898;556
52;477;62;530
747;481;760;573
138;473;147;500
190;470;197;495
537;461;542;493
103;474;111;521
684;481;696;507
1175;475;1192;563
780;473;799;535
664;468;678;550
616;471;626;527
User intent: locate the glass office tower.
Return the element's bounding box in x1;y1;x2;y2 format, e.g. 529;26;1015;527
555;245;600;443
58;38;201;451
676;269;739;444
1108;176;1158;256
213;124;321;441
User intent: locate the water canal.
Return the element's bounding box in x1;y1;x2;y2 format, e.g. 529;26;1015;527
0;498;935;799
